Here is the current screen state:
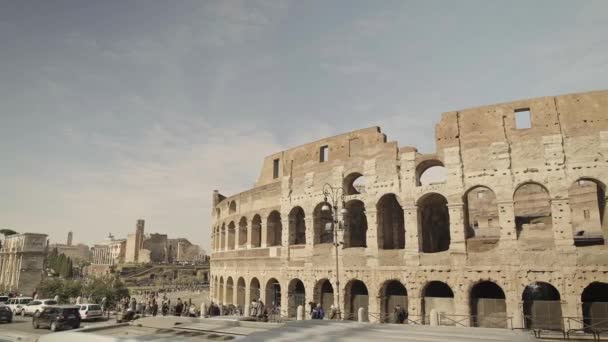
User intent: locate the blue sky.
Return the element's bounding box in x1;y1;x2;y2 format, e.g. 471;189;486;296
1;0;607;250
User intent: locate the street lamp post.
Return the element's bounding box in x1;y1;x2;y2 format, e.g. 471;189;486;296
321;183;347;320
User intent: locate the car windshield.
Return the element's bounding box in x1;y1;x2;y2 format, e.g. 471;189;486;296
89;304;101;310
19;298;32;304
29;301;41;305
61;308;80;315
44;300;57;305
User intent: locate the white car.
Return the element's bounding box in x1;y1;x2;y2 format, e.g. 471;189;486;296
79;303;103;321
6;297;33;315
23;299;58;316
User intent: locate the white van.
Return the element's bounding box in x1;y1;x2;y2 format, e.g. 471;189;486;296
7;297;33;315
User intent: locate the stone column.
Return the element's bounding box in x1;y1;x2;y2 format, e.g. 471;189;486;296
453;288;471;327
447;203;466;253
365;208;379;265
408;295;423;323
235;225;240;250
551;198;575;252
368;287;380;323
260;220;268;248
244;281;251;317
506;299;523;329
497;200;517;249
403;205;420;264
280;282;289;317
562;294;581;329
305;217;314;252
247;221;253;249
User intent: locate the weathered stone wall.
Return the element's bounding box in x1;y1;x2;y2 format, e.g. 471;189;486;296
0;233;47;295
210;90;608;325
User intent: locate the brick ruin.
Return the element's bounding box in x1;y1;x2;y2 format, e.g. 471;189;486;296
210;90;608;328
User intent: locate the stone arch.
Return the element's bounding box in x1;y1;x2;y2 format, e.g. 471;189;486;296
288;206;306;245
470;281;507;328
236;277;246;309
251;214;262;248
229;200;237;214
379;280;408;323
376;194;405;249
287;278;306;318
226;276;234;305
227;221;236;250
313;202;334;244
219;276;225;304
418;193;450;253
220;223;226;251
267;211;282;247
464;186;500;252
513;182;553;241
421;281;454;322
344;199;368;248
522;282;562;330
344;172;366;195
250;277;261;301
344;279;369;321
313;279;334;312
581;282;608;329
265;278;282;308
569;178;607;246
416;159;446;186
238;216;248;248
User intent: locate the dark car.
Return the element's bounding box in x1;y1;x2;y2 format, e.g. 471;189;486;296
32;306;81;332
0;296;9;304
0;305;13;323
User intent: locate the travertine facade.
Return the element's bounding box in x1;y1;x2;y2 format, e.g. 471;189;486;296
210;90;608;328
0;233;47;295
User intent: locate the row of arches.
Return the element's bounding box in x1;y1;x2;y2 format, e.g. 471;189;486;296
213;177;607;252
212;275;608;329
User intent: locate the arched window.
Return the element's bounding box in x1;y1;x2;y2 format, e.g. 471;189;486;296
236;277;246;308
522;282;562;330
229;201;237;214
470;281;506;328
314;279;334;312
422;281;454;323
288;279;306;318
377;194;405;249
344;172;366;195
418;193;450;253
464;186;500;251
416;160;447;186
313;202;334;244
345;279;369;321
226;277;234;305
514;183;553;242
344;200;367;248
380;280;407;323
238;217;247;248
250;278;261;301
569;178;606;246
265;278;281;307
581;282;608;329
251;214;262;248
220;224;226;251
227;221;236;250
266;211;282;247
288;207;306;245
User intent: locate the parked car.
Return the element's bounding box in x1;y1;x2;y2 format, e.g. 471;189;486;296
79;303;103;321
23;299;58;316
0;305;13;323
0;296;9;304
32;306;81;332
6;297;33;315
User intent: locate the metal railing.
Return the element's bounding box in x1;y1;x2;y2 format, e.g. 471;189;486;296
438;313;513;329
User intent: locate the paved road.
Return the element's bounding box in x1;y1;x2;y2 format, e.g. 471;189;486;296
0;314;113;342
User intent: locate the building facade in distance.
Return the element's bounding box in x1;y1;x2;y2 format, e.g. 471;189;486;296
210;90;608;328
0;233;48;295
49;231;91;264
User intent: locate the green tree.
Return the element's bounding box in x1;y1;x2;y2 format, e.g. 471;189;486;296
0;229;17;236
83;277;129;306
37;278;82;303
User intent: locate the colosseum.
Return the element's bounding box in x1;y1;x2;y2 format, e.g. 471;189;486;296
210;90;608;330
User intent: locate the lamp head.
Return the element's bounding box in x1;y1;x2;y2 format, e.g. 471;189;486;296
321;202;331;212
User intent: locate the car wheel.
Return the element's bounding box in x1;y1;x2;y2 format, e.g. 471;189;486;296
50;322;58;332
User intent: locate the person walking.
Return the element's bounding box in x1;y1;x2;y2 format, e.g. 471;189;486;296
152;300;158;317
312;304;325;320
175;298;183;316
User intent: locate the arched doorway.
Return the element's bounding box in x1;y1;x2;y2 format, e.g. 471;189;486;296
313;202;334;244
288;279;306;317
344;200;367;248
422;281;454;324
380;280;408;323
314;279;334;312
514;183;553;244
345;279;369;321
267;211;282;247
226;277;234;305
569;179;606;246
470;281;507;328
236;277;246;311
250;278;261;302
289;207;306;245
418;193;450;253
265;278;281;309
464;186;500;252
522;282;562;330
251;215;262;248
416;160;447;186
377;194;405;249
581;282;608;330
238;217;247;248
219;276;225;304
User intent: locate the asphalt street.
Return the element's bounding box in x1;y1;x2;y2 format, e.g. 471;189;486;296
0;314;112;342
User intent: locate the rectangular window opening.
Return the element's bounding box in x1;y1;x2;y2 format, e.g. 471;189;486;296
515;108;532;129
584;209;591;220
272;158;280;179
320;145;329;163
